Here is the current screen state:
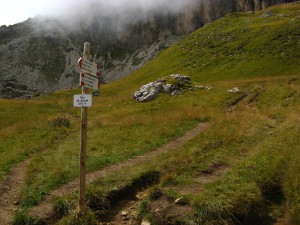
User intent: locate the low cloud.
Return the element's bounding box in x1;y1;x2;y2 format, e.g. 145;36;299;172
33;0;198;32
41;0;198;17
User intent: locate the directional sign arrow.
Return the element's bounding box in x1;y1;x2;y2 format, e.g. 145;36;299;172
80;72;99;91
78;57;99;76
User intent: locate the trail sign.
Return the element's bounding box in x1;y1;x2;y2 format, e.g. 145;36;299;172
78;57;100;76
73;94;92;107
80;72;99;91
76;43;101;213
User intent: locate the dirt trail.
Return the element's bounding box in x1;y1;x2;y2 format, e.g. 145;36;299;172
99;191;146;225
0;159;30;225
30;122;209;219
100;164;229;225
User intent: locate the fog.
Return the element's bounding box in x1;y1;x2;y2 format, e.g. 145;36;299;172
33;0;199;31
41;0;198;17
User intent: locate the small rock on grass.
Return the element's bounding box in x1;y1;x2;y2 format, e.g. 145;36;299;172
121;211;128;216
228;87;239;93
175;197;188;205
141;220;151;225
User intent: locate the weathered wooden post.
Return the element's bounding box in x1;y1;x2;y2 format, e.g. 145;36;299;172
75;42;100;213
79;42;90;212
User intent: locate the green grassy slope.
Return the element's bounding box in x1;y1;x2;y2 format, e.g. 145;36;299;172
117;2;300;87
0;3;299;225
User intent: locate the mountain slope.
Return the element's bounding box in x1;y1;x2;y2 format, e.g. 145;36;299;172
0;2;299;225
120;2;300;87
0;0;296;98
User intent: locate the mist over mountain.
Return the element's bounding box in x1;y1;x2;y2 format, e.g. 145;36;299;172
0;0;295;98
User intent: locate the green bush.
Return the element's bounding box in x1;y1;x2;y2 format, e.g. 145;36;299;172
48;118;70;128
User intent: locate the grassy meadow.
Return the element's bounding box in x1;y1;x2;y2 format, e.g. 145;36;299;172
0;2;299;225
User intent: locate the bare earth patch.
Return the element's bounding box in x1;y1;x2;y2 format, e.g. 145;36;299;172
97;162;229;224
0;159;30;225
99;191;146;225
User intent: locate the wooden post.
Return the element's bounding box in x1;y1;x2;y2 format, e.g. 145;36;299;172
79;42;90;212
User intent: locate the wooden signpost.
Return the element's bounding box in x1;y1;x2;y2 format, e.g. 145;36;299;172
74;42;100;213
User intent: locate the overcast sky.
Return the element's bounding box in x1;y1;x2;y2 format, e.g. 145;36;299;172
1;0;197;26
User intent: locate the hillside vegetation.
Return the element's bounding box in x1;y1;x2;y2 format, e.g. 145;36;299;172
0;3;300;225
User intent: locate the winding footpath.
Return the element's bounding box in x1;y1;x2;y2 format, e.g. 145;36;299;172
0;123;209;224
0;159;30;225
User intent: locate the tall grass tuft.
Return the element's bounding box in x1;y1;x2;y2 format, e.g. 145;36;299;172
58;209;97;225
14;210;44;225
52;198;74;220
48;118;70;128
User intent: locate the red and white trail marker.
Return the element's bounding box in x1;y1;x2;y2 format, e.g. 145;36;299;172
78;58;100;90
78;57;99;76
80;72;99;91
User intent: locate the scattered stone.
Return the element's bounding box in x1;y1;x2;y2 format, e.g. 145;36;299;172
228;87;240;93
175;197;186;205
141;220;151;225
171;90;182;96
195;85;212;90
170;74;192;84
136;194;143;199
195;85;205;89
121;211;128;217
13;200;19;206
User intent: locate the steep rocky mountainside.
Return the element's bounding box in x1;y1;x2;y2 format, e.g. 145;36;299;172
0;0;295;98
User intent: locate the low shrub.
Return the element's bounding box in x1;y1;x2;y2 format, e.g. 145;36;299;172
48;118;70;128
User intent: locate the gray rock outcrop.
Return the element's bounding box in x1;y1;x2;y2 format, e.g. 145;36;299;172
0;78;41;99
133;81;164;102
133;74;191;102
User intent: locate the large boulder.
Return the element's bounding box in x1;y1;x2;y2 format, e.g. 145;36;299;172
133;74;192;102
133;81;164;102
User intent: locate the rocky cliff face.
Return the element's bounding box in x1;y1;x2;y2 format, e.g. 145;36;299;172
0;0;295;98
